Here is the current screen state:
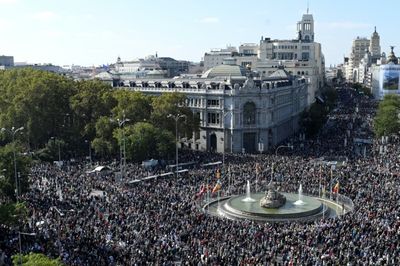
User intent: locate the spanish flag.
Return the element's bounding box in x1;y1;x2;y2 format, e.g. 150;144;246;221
212;181;222;194
216;168;221;179
333;182;339;194
256;163;261;175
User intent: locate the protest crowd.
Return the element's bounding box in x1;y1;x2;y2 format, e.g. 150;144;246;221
1;86;399;265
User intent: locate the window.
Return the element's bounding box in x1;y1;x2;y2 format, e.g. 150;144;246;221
243;102;256;125
207;99;220;107
207;113;220;124
301;52;309;60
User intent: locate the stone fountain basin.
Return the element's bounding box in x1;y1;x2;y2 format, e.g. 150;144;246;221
222;192;323;220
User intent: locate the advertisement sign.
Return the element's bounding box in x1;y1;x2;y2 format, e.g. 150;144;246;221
379;65;400;98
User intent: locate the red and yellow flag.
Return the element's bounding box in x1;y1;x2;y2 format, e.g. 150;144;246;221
333;182;339;194
216;168;221;179
212;182;221;193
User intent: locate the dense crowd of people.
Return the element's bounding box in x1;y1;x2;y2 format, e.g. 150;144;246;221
1;86;399;265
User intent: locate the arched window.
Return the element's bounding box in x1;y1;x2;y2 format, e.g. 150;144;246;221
243;102;256;125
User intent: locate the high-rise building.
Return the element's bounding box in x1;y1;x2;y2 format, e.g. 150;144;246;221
257;12;324;105
0;55;14;68
369;27;381;59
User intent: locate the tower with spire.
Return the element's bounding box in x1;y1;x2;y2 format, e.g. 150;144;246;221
297;7;314;42
369;26;381;61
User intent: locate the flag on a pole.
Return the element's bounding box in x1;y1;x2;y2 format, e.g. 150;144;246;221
212;181;221;194
216;168;221;179
256;163;261;175
195;184;207;198
333;182;339;194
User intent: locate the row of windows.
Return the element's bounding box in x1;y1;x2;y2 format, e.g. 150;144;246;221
207;99;220;107
273;45;298;50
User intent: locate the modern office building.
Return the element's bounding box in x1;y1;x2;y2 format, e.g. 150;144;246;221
0;55;14;68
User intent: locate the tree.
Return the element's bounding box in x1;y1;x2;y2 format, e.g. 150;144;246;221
0;202;28;226
12;252;63;266
373;95;400;137
300;102;327;137
111;90;152;124
70;80;117;141
91;116;117;158
150;92;200;139
114;122;174;162
0;68;75;149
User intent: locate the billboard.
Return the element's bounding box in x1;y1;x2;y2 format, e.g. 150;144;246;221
378;65;400;99
382;69;400;90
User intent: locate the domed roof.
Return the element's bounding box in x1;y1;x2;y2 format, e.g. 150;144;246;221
146;69;166;77
387;46;398;65
202;59;246;78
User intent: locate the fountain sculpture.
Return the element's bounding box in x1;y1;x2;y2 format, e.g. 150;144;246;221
259;181;286;208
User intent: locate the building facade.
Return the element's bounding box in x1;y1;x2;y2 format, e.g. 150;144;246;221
0;55;14;68
371;47;400;99
202;12;324;106
105;62;308;153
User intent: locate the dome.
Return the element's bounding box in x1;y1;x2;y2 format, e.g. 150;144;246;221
146;69;166;78
387;46;398;65
201;63;246;78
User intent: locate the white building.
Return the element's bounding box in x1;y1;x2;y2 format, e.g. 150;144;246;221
203;46;238;70
104;60;308;153
371;47;400;99
202;12;325;106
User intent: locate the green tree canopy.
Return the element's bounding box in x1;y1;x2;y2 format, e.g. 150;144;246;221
114;122;174;162
0;68;75;149
373;95;400;137
12;252;63;266
0;202;28;226
151;92;200;139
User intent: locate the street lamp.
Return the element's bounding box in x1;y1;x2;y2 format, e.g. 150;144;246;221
167;114;186;178
222;110;232;182
1;126;24;201
111;113;130;182
85;140;92;165
50;206;65;258
18;231;36;265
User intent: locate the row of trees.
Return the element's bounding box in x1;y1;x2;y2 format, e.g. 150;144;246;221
373;94;400;137
0;68;199;164
300;87;337;137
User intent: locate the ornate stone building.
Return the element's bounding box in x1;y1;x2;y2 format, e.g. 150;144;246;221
106;60;308;153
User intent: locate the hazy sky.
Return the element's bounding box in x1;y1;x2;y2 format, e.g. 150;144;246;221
0;0;398;67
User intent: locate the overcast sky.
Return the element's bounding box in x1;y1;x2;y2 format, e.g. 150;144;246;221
0;0;397;67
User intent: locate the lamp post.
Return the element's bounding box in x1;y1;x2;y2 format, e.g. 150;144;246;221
1;126;24;201
50;206;64;258
18;231;36;265
167;114;186;178
85;140;92;165
222;110;232;182
111;113;130;182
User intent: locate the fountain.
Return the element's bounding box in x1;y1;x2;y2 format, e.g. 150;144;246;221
242;180;256;202
260;181;286;208
294;184;306;206
205;173;350;222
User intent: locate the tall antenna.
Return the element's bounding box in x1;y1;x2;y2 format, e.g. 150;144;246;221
307;1;309;14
